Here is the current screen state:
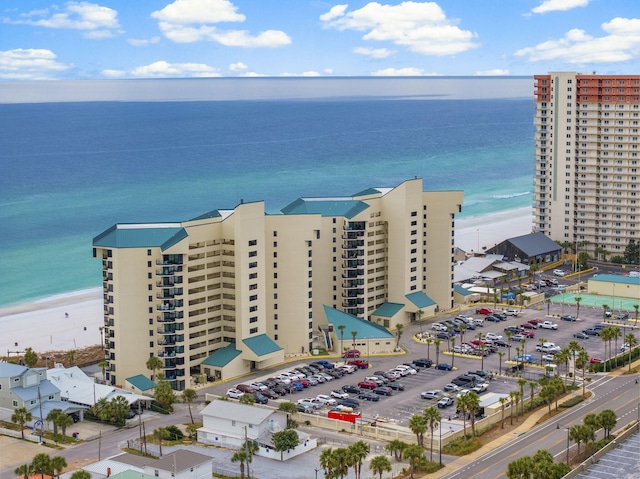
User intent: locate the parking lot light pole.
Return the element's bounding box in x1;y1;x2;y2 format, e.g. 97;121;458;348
439;420;442;465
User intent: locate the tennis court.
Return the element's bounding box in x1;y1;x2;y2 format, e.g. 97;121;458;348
549;292;639;312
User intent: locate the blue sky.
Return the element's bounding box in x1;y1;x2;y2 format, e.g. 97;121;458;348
1;0;639;80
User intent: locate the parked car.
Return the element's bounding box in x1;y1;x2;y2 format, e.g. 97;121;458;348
485;333;503;341
436;363;453;371
437;397;455;408
528;319;542;326
262;389;280;400
540;321;558;330
296;403;315;414
443;383;460;392
347;359;369;369
573;331;589;339
468;370;494;380
493;312;507;321
486;315;501;323
331;389;349;399
583;327;600;336
421;390;443;400
494;339;511;347
315;394;337;406
311;360;335;369
339;364;357;374
342;385;362;394
387;382;405;391
358;380;377;390
413;358;433;368
373;386;393;396
553;269;566;276
505;309;520;317
253;393;269;404
522;331;535;338
236;384;257;394
476;307;494;315
520;322;536;329
337;398;360;408
471;383;489;393
226;388;243;399
542;354;556;362
342;349;361;358
561;315;577;322
590;357;603;364
514;354;534;363
358;391;380;401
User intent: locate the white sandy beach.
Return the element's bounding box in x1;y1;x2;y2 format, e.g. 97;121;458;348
1;208;533;356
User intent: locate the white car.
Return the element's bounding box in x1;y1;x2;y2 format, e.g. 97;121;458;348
394;365;417;375
316;394;337;406
330;389;349;399
540;321;558;330
432;323;448;331
249;382;268;391
542;354;555;362
226;388;243;399
553;269;567;277
505;309;520;317
297;398;322;409
339;364;356;374
485;332;503;341
456;389;471;398
471;383;488;393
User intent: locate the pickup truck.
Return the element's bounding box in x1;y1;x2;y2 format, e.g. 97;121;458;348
540;321;558;330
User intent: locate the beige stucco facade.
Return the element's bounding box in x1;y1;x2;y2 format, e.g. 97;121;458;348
94;179;463;390
533;72;640;258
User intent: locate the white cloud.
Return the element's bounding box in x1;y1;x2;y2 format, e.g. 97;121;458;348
353;46;395;58
127;37;161;47
5;1;121;39
320;1;479;56
514;17;640;64
279;71;323;77
475;69;510;76
0;48;72;79
371;67;441;76
130;60;221;78
101;68;126;78
229;61;248;71
151;0;291;47
532;0;589;14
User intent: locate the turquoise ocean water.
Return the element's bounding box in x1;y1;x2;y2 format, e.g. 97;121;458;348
0;77;534;307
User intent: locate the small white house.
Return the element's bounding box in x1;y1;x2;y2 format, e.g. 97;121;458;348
198;400;316;461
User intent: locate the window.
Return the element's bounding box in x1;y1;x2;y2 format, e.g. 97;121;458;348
248;239;257;246
249;262;257;268
249;251;257;257
249;294;258;301
249;305;258;312
147;249;152;256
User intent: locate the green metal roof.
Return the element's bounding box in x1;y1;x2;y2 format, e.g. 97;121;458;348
372;302;404;318
352;187;382;197
93;224;186;250
200;343;242;367
189;209;222;221
454;285;473;296
405;291;436;308
125;374;156;391
281;198;369;218
589;274;640;285
242;334;282;356
323;305;394;339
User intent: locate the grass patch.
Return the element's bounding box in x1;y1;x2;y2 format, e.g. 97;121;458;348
122;447;159;459
420;461;445;474
442;437;482;456
559;396;584;408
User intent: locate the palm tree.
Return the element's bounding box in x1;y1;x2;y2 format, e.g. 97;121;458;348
601;304;610;319
538;337;547;365
459;323;467;344
50;456;67;479
509;391;517;425
46;409;64;438
575;349;589;397
384;440;406;461
15;463;33;479
517;378;527;416
369;455;392;479
11;407;32;440
146;356;163;382
350;330;358;351
181;388;198;424
319;447;334;476
31;453;52;479
153;427;166;456
528;381;536;410
625;333;638;372
600;327;613;372
499;397;507;428
347;440;369;479
416;309;424;334
426;337;433;360
408;413;427;447
241;439;258;477
337;324;346;354
58;413;74;442
434;340;442;366
498;351;505;376
66;350;76;366
231;449;248;479
394;324;404;351
424;406;441;463
480;344;487;370
450;337;456;369
403;444;425;479
505;331;514;361
456;394;470;441
633;304;639;322
568;340;582;384
574;296;582;319
466;392;481;437
611;326;621;363
98;361;109;383
545;298;551;316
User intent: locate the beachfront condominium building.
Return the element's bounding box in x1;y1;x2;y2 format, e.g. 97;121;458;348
533;72;639;258
93;178;462;390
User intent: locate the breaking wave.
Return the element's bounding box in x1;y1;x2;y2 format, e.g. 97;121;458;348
492;191;530;199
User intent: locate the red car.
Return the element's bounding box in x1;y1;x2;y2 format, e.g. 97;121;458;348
589;358;603;364
342;349;361;358
521;323;536;329
528;319;542;325
347;359;369;369
522;331;535;338
476;308;494;315
358;380;377;390
470;339;486;346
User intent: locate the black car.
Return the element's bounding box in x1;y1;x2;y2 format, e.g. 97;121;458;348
373;386;393;396
403;362;421;371
573;331;589;339
486;315;501;322
387;382;405;391
583;327;600;336
436;331;449;339
504;325;522;333
494;339;511;347
358;392;380;401
414;358;433;368
253;393;269;404
560;315;577;322
272;385;288;395
493;312;507;320
374;371;398;381
337;398;360;408
342;385;362;394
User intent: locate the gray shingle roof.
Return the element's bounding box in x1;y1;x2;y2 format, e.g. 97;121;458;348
504;232;561;257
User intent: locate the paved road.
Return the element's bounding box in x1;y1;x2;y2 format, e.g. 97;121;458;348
439;374;640;479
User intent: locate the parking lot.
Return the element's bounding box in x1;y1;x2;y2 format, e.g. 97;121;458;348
206;295;638;433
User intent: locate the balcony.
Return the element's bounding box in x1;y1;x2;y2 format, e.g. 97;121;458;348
156;265;183;276
343;259;365;269
342;239;365;249
342;290;364;298
157;256;183;266
157;299;184;311
342;279;365;288
156;288;183;299
342;298;365;308
342;250;364;259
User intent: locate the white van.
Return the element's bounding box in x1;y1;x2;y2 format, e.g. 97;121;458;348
473;318;484;327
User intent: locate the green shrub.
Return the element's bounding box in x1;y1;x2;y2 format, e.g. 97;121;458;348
442;437;482;456
559;396;584;408
163;425;184;441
